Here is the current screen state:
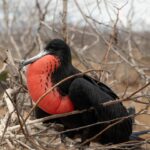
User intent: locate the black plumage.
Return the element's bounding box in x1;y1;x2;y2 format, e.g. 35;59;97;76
34;39;132;144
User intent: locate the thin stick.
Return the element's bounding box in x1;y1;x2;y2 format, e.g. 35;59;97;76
7;108;91;131
103;82;150;107
62;0;68;41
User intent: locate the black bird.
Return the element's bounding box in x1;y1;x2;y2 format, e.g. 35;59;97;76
22;39;133;144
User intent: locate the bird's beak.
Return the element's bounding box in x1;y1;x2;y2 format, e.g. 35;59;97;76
20;50;50;69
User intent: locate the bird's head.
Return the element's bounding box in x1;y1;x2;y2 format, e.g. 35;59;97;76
20;39;72;68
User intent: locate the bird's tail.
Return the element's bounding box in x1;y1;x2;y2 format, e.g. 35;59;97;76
129;130;150;140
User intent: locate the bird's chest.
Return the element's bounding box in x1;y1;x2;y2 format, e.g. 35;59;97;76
26;55;74;114
26;55;61;102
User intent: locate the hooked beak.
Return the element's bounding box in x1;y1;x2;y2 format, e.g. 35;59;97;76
20;50;51;69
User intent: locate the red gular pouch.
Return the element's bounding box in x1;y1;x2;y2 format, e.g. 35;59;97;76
26;55;74;114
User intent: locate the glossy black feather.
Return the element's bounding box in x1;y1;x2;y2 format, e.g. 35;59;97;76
34;39;132;144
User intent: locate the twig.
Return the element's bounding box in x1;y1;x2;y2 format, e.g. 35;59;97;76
5;139;15;150
102;6;120;64
80;118;125;146
59;114;133;135
103;82;150;107
62;0;68;41
0;82;30;142
3;89;15;115
1;108;92;132
0;113;12;144
15;139;33;150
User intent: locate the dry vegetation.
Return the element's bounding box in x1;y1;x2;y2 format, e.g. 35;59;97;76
0;0;150;149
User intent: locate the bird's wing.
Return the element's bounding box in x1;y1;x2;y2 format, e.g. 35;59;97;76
71;65;118;100
69;75;125;111
69;76;132;143
83;75;119;99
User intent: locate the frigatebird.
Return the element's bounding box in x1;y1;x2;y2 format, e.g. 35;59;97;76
21;39;134;144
